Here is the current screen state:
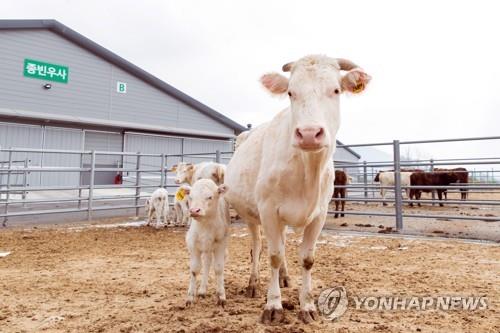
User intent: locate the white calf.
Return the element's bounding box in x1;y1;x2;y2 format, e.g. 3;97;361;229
145;188;169;228
185;179;230;307
174;186;190;226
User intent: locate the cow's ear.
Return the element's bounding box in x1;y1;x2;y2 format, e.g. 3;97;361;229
217;184;229;195
260;73;289;95
187;164;195;171
341;69;371;94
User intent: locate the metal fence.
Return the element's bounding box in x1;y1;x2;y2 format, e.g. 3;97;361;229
334;136;500;229
0;147;232;226
1;135;499;232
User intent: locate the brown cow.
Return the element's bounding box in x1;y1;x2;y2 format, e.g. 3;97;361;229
409;171;457;207
434;167;469;200
333;170;349;218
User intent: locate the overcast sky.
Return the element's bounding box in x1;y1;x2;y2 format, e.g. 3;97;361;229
3;0;500;161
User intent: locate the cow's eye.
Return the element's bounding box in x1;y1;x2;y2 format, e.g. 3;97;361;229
207;196;213;200
334;88;340;94
287;91;292;97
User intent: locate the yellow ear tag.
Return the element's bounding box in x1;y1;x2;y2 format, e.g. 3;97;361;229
352;82;364;94
176;188;185;201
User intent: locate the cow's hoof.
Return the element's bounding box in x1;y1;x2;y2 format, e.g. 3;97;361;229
298;309;318;324
217;297;226;307
279;275;291;288
198;293;206;299
334;214;339;219
340;214;345;218
245;284;259;298
382;203;388;206
261;308;285;325
185;300;193;307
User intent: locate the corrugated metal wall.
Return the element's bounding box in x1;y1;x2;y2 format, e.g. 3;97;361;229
84;131;122;165
0;29;234;136
0;123;83;187
0;122;43;187
41;127;83;186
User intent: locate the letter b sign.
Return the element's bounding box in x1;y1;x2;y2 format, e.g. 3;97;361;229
116;82;127;94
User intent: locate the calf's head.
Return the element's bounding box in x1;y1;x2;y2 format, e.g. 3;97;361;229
171;162;195;184
261;55;370;152
184;179;228;219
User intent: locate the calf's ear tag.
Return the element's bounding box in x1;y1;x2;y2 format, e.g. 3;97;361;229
176;188;185;201
352;82;365;94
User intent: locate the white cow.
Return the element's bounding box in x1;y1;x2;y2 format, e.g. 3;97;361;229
145;188;170;228
374;171;413;205
172;162;226;186
225;55;370;324
184;179;230;307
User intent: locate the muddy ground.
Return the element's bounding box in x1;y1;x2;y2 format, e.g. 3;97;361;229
0;221;499;333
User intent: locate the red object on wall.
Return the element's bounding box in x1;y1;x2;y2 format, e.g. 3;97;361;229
114;173;123;184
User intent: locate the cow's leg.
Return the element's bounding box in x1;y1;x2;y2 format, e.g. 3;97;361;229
437;190;444;207
183;201;191;226
298;217;324;324
461;188;467;200
260;221;285;324
149;208;156;226
246;222;262;298
340;190;346;218
334;191;339;218
198;252;212;298
279;227;291;288
417;191;422;207
186;249;201;306
381;188;387;206
213;240;227;306
175;202;182;226
155;204;162;229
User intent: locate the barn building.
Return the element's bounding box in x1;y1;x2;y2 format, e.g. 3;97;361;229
0;19;360;188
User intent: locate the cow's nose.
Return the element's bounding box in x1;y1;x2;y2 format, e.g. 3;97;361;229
295;126;325;149
189;208;201;216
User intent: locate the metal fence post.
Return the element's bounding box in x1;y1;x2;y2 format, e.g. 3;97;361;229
393;140;403;231
160;153;166;188
87;151;96;221
181;138;185;162
363;161;368;204
78;152;83;210
371;166;375;198
430;158;435;206
22;158;28;208
135;153;141;217
2;151;13;227
215;150;221;163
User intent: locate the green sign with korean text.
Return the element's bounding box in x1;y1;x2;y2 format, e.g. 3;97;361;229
23;59;69;83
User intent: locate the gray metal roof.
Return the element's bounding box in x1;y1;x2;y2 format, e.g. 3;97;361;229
0;19;246;133
336;140;361;159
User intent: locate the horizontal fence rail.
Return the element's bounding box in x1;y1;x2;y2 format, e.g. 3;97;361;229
1;135;499;236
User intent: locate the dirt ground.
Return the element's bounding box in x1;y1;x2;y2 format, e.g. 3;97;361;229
1;220;499;333
329;191;500;241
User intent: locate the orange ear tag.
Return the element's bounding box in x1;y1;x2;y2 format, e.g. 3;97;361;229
352;83;364;94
